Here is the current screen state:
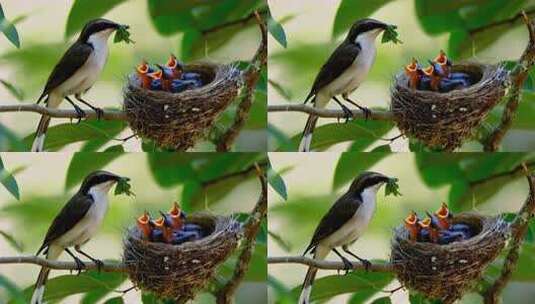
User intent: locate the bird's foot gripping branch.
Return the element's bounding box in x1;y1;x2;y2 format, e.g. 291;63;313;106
268;171;535;304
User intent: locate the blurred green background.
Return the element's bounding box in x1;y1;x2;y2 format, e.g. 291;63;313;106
268;152;535;303
268;0;535;152
0;152;267;303
0;0;267;152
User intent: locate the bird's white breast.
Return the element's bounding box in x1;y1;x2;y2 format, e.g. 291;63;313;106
320;186;379;248
318;30;380;101
54;182;112;248
54;29;112;97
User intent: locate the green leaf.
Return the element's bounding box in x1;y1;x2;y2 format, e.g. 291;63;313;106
371;297;392;304
23;120;127;152
268;11;287;48
381;25;402;44
65;0;128;37
333;152;391;190
0;230;24;252
65;152;124;190
290;270;394;302
0;122;25;152
268;159;288;200
332;0;393;38
103;296;124;304
17;271;126;304
147;153;199;188
0;274;25;304
286;119;394;152
0;79;24;101
0;4;21;48
0;156;20;200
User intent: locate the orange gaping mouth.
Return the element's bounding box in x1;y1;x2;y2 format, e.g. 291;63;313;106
137;65;148;74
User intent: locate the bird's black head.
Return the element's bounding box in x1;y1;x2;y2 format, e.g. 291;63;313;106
346;18;390;43
80;170;123;194
79;18;122;42
348;171;391;194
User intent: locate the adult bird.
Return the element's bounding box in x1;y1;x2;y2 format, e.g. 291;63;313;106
31;171;124;304
299;171;392;304
299;18;392;152
31;19;126;152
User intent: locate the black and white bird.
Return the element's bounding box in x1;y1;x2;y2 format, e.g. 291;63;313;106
298;171;392;304
31;171;124;304
31;19;125;152
299;19;391;152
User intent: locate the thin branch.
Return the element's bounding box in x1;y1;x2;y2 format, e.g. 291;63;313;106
0;104;126;120
267;256;393;272
0;255;126;272
470;8;535;36
216;164;267;304
202;161;268;187
268;104;394;120
470;161;535;187
202;8;269;35
484;11;535;151
483;173;535;304
215;11;268;152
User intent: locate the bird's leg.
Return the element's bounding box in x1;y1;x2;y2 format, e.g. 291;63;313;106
75;94;104;120
65;96;85;124
64;248;85;275
332;248;353;275
342;245;371;271
75;245;104;272
332;96;353;123
342;95;371;120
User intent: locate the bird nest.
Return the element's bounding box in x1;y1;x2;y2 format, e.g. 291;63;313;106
391;63;509;151
123;213;242;302
391;213;510;303
123;62;242;151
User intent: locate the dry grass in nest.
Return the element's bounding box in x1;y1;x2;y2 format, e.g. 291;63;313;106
391;63;509;151
123;62;242;151
123;213;242;302
391;213;510;303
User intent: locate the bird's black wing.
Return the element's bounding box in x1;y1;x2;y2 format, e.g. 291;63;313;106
303;193;361;255
35;193;94;255
37;42;93;102
304;42;361;103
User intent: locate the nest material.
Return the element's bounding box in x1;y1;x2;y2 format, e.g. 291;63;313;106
123;213;242;302
123;62;242;151
391;63;509;151
391;213;510;303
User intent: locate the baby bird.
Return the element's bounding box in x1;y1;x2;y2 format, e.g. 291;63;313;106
404;211;420;242
405;58;422;90
136;211;152;240
165;54;184;79
418;217;439;243
433;50;452;77
434;202;452;230
136;60;152;89
423;61;444;92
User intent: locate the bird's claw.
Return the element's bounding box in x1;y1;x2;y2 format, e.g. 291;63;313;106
342;108;353;123
342;258;353;275
361;107;372;120
361;259;372;272
74;257;86;275
72;106;85;124
94;108;104;120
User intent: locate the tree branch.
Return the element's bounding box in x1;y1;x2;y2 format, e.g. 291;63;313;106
0;104;126;120
267;104;394;120
202;8;269;35
483;173;535;304
216;164;267;304
215;11;268;152
483;11;535;151
267;256;394;272
0;255;126;272
470;161;535;187
470;8;535;36
202;161;268;187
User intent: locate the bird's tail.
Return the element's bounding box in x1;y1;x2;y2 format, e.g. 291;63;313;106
31;115;51;152
298;115;318;152
31;246;61;304
298;246;329;304
298;266;318;304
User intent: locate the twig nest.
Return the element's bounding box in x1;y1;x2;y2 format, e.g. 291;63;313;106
123;213;242;302
391;63;508;151
391;213;509;303
123;62;242;151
